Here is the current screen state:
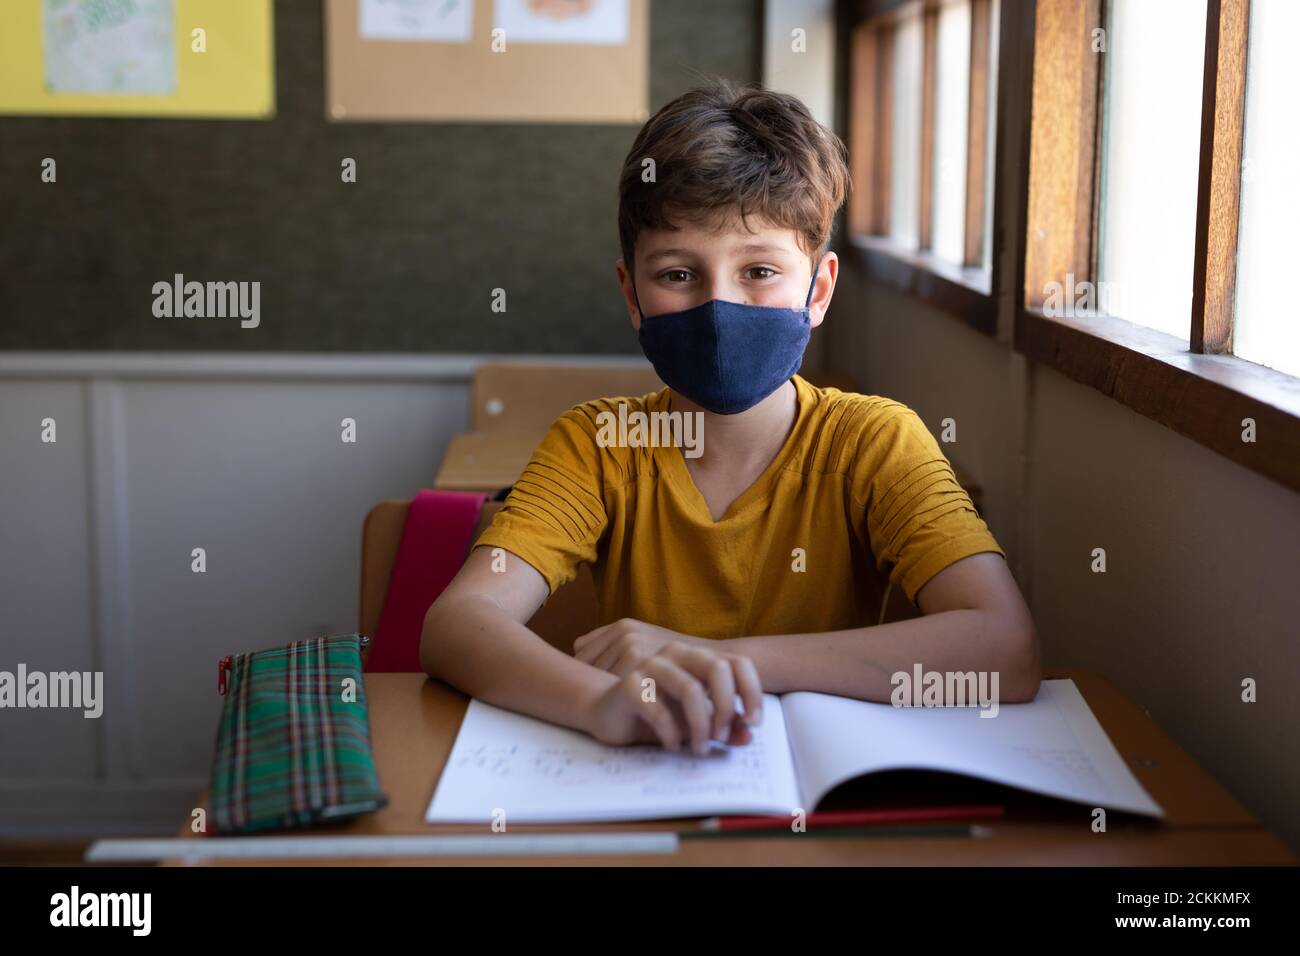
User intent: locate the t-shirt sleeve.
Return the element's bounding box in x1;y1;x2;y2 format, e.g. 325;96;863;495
472;406;609;596
855;403;1006;605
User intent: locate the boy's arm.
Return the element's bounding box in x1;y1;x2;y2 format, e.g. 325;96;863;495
722;552;1041;701
420;545;765;750
419;546;617;734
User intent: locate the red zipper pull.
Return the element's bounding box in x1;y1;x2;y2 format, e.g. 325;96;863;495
218;655;233;695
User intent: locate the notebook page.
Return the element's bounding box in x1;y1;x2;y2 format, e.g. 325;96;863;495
781;679;1164;817
425;694;800;823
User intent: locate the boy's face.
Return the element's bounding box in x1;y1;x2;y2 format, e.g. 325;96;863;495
616;211;837;331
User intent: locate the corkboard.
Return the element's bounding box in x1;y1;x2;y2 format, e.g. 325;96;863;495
324;0;649;124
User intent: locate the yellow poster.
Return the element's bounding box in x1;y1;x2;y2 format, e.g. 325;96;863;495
0;0;275;118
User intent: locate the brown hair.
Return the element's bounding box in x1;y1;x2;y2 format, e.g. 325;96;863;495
617;79;850;277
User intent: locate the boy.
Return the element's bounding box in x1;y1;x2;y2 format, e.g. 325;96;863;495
421;81;1040;757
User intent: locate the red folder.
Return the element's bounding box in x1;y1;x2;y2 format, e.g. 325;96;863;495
366;489;489;673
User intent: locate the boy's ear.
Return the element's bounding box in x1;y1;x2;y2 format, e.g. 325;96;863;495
808;251;839;329
615;258;642;331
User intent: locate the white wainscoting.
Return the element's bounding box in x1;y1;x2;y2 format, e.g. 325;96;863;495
0;352;648;837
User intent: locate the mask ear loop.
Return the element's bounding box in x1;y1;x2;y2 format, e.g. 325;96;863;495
629;271;646;323
804;253;825;311
630;272;670;409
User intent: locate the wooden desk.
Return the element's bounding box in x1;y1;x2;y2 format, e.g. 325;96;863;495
172;670;1295;865
471;361;664;433
434;430;541;492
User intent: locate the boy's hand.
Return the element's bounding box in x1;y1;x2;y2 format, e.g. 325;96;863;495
585;655;764;759
574;621;764;754
573;617;707;675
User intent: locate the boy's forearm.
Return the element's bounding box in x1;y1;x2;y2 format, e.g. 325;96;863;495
421;595;617;734
724;609;1040;702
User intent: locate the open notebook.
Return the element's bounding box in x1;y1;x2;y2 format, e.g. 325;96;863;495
425;679;1164;823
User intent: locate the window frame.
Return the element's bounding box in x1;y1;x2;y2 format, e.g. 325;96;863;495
1015;0;1300;494
838;0;1002;337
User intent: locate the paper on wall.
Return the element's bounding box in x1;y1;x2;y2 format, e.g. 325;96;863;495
494;0;628;45
359;0;474;43
42;0;176;95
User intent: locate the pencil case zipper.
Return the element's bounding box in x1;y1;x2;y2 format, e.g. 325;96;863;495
218;634;370;695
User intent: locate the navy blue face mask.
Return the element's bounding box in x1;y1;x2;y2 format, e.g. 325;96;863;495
634;257;822;415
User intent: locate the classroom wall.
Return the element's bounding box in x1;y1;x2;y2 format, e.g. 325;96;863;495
0;355;468;833
0;0;761;355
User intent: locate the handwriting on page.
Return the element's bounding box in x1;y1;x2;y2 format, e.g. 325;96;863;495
1010;745;1113;795
449;734;778;800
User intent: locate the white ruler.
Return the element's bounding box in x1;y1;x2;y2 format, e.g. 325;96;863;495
86;832;679;862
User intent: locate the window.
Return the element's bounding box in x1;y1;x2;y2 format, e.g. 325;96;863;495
932;0;971;264
890;9;924;248
1019;0;1300;495
980;0;999;273
1233;0;1300;378
1097;0;1207;342
844;0;1001;332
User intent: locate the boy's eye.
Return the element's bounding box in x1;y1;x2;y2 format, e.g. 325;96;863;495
660;269;694;283
746;266;778;280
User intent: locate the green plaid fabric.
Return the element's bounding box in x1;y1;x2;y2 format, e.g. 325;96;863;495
209;634;387;834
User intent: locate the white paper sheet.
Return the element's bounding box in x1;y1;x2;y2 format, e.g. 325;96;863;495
426;694;799;823
43;0;176;95
359;0;474;43
493;0;628;45
426;680;1164;824
781;679;1165;818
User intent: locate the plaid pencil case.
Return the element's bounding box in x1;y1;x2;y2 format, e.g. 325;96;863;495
208;633;388;834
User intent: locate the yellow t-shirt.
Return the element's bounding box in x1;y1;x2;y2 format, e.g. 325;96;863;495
474;374;1005;639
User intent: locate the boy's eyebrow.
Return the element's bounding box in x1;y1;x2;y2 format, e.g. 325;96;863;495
644;243;793;262
643;247;700;263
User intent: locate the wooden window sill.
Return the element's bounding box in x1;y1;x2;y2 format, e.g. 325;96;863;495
843;234;997;336
1016;306;1300;494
